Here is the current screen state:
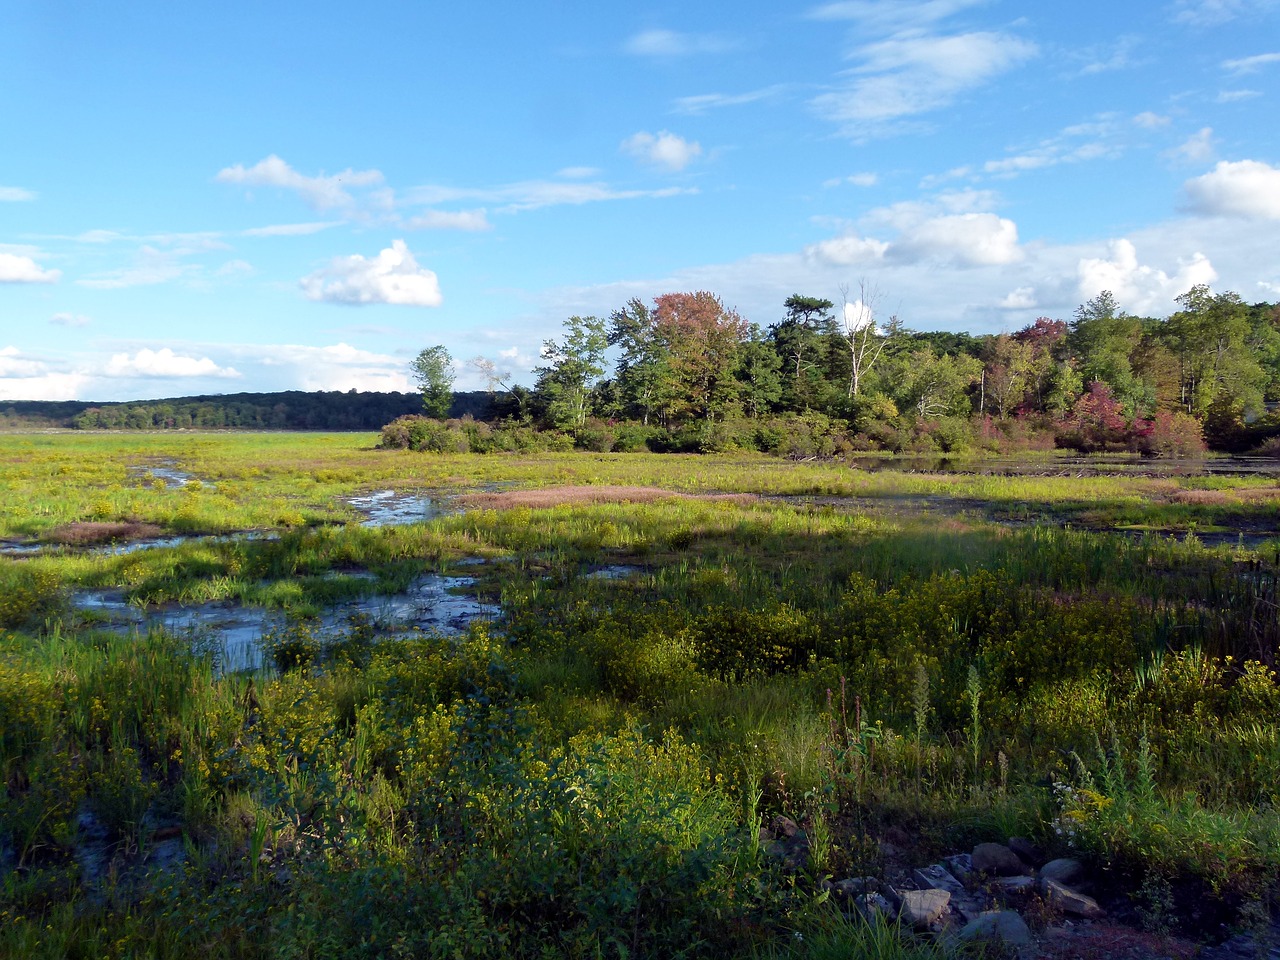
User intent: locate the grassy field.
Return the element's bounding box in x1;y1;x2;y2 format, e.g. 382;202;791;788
1;433;1277;958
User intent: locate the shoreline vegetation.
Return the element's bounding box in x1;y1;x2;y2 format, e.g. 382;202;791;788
1;432;1277;958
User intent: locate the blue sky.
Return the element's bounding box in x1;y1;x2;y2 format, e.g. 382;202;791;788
2;0;1278;401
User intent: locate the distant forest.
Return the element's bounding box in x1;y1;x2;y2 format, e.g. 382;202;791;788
0;390;496;431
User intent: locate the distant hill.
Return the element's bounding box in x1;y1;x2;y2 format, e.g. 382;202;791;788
0;390;497;431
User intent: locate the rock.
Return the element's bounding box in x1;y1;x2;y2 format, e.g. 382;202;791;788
856;892;896;922
972;842;1027;876
943;853;974;878
762;817;809;871
957;910;1034;948
913;863;966;896
1039;857;1085;886
1007;836;1045;867
1039;878;1105;919
951;895;989;923
770;815;801;838
825;876;879;899
898;889;951;928
995;875;1036;895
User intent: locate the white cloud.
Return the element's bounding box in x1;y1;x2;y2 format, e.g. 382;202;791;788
50;312;91;327
240;342;414;392
215;154;384;211
1217;89;1261;102
215;259;255;278
842;299;877;331
824;172;880;187
893;212;1022;266
673;86;788;114
812;31;1038;135
406;179;693;213
1173;0;1278;25
0;253;60;283
404;209;491;231
556;167;600;179
102;348;242;380
0;346;50;378
807;0;988;29
999;287;1038;309
1166;127;1216;163
0;187;36;202
1134;111;1171;128
620;130;703;171
1078;36;1143;75
805;233;890;265
77;246;192;289
1077;238;1217;312
299;240;442;307
243;221;341;237
76;229;126;244
1183;159;1280;219
624;29;737;57
1222;51;1280;72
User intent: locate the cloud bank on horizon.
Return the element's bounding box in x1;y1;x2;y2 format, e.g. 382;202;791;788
2;0;1278;401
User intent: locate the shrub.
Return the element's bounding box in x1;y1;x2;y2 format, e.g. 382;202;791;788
1136;411;1206;458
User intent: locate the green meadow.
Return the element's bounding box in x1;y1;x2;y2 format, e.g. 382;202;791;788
1;432;1277;958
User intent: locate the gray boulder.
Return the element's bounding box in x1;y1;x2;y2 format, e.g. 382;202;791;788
1039;857;1085;886
1007;836;1046;867
913;864;966;896
972;842;1027;876
898;889;951;928
958;910;1033;947
1040;878;1105;919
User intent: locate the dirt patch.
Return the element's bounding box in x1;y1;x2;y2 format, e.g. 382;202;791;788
456;485;758;510
47;521;166;545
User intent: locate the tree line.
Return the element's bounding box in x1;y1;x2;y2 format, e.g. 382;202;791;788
0;391;494;432
402;285;1280;456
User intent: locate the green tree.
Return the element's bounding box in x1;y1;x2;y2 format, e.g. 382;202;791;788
1068;291;1145;415
608;298;673;426
771;294;835;410
411;345;455;419
735;324;784;418
534;315;609;431
1163;285;1266;417
653;291;749;423
891;347;981;420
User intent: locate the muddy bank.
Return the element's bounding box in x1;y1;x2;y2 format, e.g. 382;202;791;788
457;485;758;510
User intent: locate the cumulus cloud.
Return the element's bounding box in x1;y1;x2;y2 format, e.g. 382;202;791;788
0;346;51;379
404;209;491;231
102;348;242;380
893;212;1022;266
624;29;737;57
0;187;36;202
1077;239;1217;312
812;31;1038;135
50;313;91;327
299;240;442;307
805;233;890;265
0;253;60;283
620;131;703;171
215;154;384;210
999;287;1038;309
1134;111;1171;128
242;342;414;392
1183;159;1280;219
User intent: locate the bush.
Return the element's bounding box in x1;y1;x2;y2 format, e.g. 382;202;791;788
1136;410;1207;458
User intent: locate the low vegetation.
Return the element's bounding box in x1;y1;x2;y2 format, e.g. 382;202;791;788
1;433;1277;958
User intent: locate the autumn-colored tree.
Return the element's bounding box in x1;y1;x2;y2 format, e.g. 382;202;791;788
652;291;749;423
981;333;1034;419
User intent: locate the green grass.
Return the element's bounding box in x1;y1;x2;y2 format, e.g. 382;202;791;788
1;432;1278;957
